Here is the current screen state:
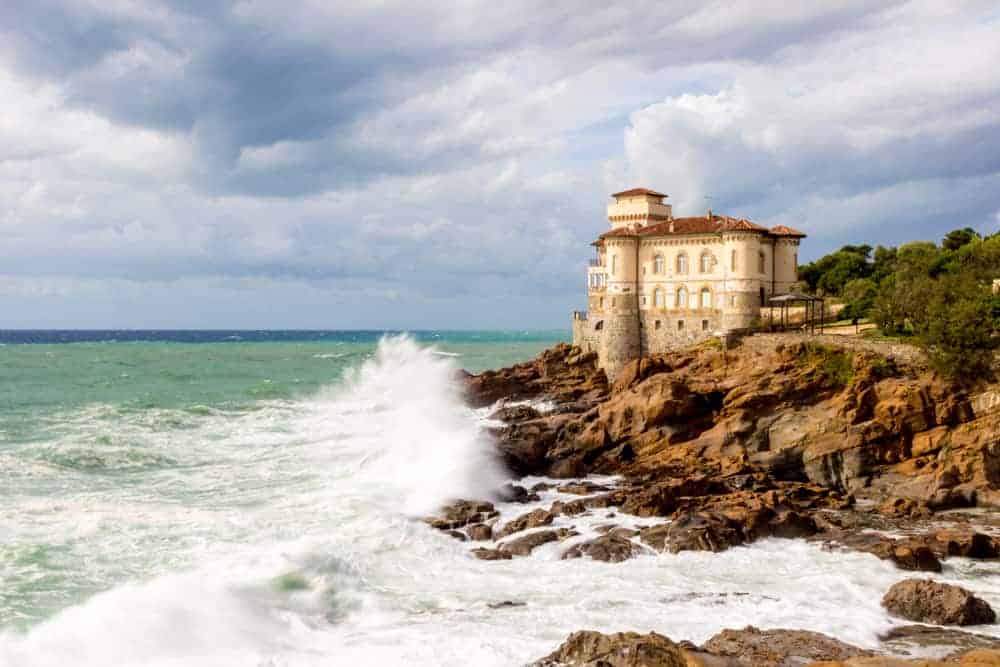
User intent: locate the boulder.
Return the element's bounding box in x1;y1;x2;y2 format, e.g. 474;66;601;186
530;630;687;667
562;534;639;563
882;579;996;626
701;625;873;665
466;523;493;541
501;529;576;556
495;508;555;539
428;500;498;530
659;511;745;553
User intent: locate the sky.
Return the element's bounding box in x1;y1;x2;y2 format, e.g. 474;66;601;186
1;1;998;329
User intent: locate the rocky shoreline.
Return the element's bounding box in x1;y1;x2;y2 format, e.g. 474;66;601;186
432;338;1000;665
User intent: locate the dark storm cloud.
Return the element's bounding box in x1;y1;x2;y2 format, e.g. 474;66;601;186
0;1;998;327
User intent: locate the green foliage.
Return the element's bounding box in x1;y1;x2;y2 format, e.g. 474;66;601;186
803;231;998;382
915;274;998;380
800;343;855;387
942;227;981;251
840;277;877;320
867;356;899;380
799;245;873;296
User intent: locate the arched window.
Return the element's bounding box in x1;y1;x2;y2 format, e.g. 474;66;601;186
676;286;688;307
677;253;688;274
758;251;766;274
731;249;737;271
700;287;712;308
611;254;617;275
654;255;664;274
700;252;713;273
653;288;664;308
595;320;604;331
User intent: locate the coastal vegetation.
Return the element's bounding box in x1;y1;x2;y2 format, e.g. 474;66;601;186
798;229;1000;379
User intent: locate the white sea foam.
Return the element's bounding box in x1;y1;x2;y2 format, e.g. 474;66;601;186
2;335;1000;667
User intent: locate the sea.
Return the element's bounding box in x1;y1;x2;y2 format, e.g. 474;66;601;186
1;330;998;666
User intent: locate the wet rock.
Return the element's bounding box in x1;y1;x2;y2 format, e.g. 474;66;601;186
500;529;575;556
489;404;541;423
487;600;526;609
879;624;1000;656
428;500;499;530
557;481;611;495
932;530;1000;560
498;483;540;504
878;496;933;519
495;508;555;539
495;414;575;476
446;530;467;541
551;499;588;516
700;625;873;665
882;579;996;626
562;533;639;563
660;511;745;553
530;630;687;667
823;532;942;572
466;523;493;541
470;547;512;561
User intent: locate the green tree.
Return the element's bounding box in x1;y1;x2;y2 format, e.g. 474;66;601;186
840;278;877;320
917;274;998;380
942;227;981;251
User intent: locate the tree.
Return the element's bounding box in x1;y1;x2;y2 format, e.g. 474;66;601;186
917;274;998;380
942;227;981;251
840;278;877;320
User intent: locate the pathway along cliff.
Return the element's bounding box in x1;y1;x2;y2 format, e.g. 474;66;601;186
439;337;1000;665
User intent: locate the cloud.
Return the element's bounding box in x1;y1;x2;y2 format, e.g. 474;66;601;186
0;1;998;327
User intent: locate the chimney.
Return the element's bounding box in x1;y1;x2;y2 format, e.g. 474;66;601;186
669;220;675;233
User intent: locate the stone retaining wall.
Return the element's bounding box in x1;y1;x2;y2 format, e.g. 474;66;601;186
738;332;927;367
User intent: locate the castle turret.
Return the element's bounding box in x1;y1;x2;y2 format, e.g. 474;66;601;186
607;188;672;230
596;236;641;379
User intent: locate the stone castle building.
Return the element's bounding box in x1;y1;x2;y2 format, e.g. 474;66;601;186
572;188;806;378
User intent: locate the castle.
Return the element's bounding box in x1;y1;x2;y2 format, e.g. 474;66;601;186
572;188;806;379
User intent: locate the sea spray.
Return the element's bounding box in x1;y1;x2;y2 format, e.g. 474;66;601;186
325;334;508;516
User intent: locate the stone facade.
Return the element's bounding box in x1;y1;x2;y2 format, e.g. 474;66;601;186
573;188;806;379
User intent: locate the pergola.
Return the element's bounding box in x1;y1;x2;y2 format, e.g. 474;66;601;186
767;292;826;334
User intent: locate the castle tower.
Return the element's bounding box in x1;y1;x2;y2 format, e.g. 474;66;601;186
607;188;672;230
596;235;640;379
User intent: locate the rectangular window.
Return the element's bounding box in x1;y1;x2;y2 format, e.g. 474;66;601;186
677;320;684;330
702;319;709;331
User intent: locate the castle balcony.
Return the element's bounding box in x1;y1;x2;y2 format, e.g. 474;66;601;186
573;311;588;321
588;258;604;267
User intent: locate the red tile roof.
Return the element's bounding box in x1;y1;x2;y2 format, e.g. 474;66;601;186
611;187;667;199
596;215;806;242
769;225;807;237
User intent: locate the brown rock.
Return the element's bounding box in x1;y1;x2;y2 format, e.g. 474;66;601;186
531;630;687;667
466;523;493;541
428;500;499;530
470;548;512;561
495;508;555;539
701;625;873;666
661;511;745;553
500;530;562;556
882;579;996;626
932;530;1000;559
562;533;640;563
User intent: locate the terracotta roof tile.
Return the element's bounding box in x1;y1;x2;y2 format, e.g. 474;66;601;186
769;225;807;237
611;187;668;199
598;214;769;238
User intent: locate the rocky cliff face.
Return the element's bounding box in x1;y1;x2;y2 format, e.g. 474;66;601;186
468;338;1000;513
